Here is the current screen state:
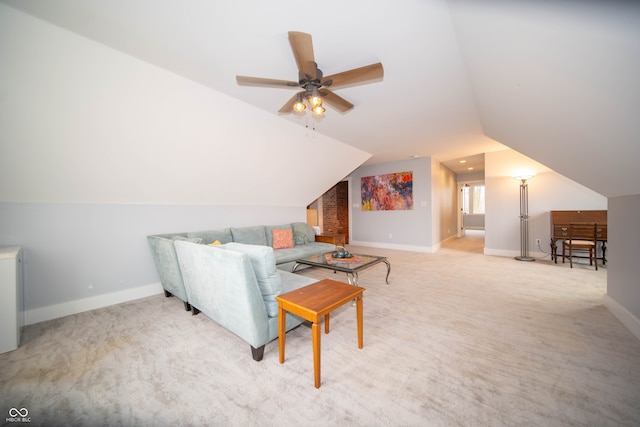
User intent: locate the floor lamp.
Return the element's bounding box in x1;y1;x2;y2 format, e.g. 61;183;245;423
514;173;535;261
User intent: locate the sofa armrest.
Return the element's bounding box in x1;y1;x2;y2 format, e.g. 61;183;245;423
147;234;189;303
174;241;270;349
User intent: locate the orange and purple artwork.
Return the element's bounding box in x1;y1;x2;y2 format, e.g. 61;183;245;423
361;171;413;211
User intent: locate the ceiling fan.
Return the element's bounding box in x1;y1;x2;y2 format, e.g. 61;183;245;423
236;31;384;115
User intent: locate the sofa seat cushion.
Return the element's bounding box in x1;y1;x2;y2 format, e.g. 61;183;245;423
279;269;317;293
225;242;282;317
273;242;336;265
230;226;268;246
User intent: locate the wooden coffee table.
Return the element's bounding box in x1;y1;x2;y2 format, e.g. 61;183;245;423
276;279;365;388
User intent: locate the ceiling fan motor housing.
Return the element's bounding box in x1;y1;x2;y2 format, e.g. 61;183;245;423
299;63;323;86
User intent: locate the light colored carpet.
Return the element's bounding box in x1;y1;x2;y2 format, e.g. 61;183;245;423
2;238;639;427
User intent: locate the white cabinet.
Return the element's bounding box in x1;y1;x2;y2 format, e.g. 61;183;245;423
0;247;23;354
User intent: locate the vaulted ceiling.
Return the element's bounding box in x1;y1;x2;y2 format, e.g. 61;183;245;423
2;0;638;198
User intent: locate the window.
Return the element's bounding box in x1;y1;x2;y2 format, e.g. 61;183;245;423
462;184;485;214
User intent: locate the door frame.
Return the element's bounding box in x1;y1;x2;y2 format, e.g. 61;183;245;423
458;179;485;237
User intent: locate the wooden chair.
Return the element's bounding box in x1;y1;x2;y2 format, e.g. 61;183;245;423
562;222;598;270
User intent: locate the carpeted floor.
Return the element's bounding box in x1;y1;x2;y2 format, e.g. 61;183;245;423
1;237;639;427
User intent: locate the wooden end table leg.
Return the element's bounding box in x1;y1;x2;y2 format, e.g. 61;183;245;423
312;321;321;388
325;313;330;334
356;295;364;349
278;306;286;364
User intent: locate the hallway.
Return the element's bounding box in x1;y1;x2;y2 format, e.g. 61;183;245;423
441;230;484;254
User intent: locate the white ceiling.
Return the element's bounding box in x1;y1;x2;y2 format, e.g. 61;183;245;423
0;0;503;166
441;153;485;176
2;0;639;197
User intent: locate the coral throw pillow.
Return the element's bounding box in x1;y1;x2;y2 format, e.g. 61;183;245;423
272;229;294;249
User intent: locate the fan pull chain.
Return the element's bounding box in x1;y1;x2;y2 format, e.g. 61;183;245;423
304;113;317;131
301;109;319;132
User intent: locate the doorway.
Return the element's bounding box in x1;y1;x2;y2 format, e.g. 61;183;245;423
459;181;486;236
307;180;350;243
451;179;485;253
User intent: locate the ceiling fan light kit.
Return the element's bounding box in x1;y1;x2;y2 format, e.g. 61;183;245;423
236;31;384;120
292;94;306;113
311;104;325;116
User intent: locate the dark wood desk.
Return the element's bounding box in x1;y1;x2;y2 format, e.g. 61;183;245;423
550;210;607;264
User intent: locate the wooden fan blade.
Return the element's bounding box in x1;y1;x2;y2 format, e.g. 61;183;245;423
320;89;355;113
288;31;317;80
278;92;303;114
322;62;384;89
236;75;299;88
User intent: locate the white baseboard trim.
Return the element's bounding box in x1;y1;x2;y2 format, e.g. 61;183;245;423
484;248;548;260
603;294;640;341
349;240;434;253
484;248;518;257
25;282;164;325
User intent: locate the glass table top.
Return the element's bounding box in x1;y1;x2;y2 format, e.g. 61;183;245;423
295;252;387;272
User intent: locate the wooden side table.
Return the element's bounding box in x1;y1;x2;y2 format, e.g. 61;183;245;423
314;233;346;245
276;279;365;388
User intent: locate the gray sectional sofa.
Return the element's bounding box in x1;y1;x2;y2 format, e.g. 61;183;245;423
173;240;318;361
148;222;335;310
147;223;336;359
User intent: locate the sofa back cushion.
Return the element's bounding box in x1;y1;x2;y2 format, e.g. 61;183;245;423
187;228;233;245
271;228;294;249
265;223;292;247
230;226;268;246
225;242;282;317
172;235;203;244
292;222;315;245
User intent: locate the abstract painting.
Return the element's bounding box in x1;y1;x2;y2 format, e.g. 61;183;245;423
361;171;413;211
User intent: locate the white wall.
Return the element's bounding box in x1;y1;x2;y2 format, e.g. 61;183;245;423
485;149;607;258
0;202;306;324
457;171;485;182
0;5;370;323
605;194;640;339
432;159;458;244
350;158;433;252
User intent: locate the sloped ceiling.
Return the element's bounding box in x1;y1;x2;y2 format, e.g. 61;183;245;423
448;0;640;198
2;0;638;198
0;5;371;206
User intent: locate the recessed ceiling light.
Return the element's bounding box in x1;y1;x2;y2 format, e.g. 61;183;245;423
468;167;474;170
459;160;467;164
